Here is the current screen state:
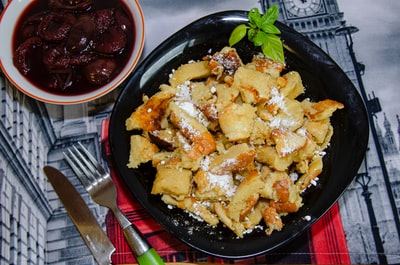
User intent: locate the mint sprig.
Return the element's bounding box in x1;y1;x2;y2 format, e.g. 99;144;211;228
229;6;284;63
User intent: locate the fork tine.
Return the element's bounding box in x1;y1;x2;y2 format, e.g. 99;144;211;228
77;142;107;175
71;145;99;180
65;143;102;187
63;149;92;189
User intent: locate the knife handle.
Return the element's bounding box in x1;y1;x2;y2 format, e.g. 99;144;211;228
114;206;164;265
137;248;165;265
122;225;165;265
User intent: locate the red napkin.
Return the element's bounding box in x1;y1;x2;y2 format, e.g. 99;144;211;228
101;118;350;264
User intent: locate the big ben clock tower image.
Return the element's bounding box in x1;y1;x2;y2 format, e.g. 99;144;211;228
261;0;354;82
261;0;400;263
283;0;325;18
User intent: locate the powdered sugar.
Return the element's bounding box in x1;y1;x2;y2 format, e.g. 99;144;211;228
200;156;211;171
207;172;236;198
268;87;287;112
200;156;236;197
219;157;238;169
269;115;298;129
280;138;297;156
175;101;210;127
175;80;192;101
290;172;299;182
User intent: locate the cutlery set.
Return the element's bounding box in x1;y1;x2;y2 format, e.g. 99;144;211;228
43;143;164;265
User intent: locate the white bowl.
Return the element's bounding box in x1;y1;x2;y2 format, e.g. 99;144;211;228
0;0;145;105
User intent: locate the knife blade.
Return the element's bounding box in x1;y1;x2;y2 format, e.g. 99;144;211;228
43;166;115;265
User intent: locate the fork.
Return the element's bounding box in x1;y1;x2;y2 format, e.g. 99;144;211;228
64;142;165;265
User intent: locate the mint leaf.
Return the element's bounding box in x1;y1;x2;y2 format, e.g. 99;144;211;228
261;34;284;63
262;5;278;25
228;5;285;63
247;28;257;42
229;24;248;46
260;24;281;35
248;8;262;28
252;31;269;47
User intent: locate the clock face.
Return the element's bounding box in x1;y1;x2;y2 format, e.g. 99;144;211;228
284;0;322;18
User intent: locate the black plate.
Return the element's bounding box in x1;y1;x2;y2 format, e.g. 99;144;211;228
109;11;369;258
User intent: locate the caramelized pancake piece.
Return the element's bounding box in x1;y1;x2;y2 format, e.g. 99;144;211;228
126;90;174;131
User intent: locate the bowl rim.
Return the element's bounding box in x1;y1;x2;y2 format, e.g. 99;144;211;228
0;0;145;105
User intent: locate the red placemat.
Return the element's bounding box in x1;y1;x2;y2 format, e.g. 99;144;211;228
101;118;350;264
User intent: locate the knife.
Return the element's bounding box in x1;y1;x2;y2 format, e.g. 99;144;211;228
43;166;115;265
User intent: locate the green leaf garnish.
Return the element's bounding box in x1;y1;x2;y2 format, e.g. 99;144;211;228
252;31;269;47
229;5;284;63
228;24;248;47
262;34;284;63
